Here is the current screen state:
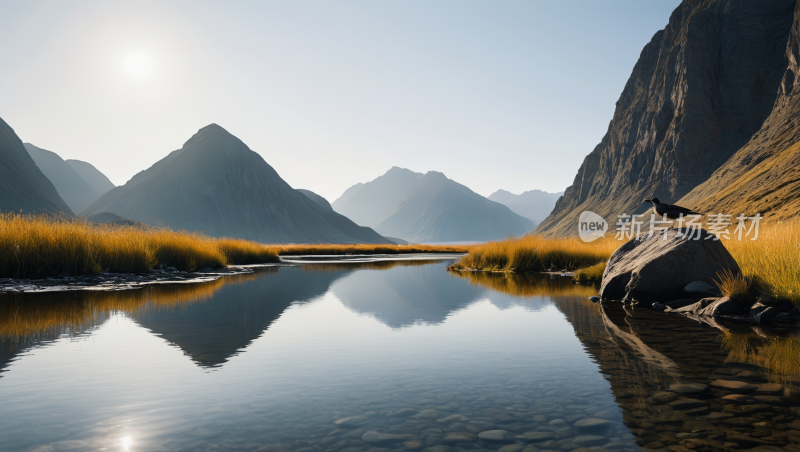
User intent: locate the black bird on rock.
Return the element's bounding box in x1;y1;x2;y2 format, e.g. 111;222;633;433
643;198;704;227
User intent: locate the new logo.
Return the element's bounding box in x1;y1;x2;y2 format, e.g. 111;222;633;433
578;211;608;242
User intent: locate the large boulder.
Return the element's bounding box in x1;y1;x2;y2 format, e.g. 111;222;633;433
600;229;741;301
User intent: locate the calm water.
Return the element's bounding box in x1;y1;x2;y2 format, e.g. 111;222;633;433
1;257;799;452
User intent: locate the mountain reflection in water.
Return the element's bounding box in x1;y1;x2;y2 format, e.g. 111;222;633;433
0;258;799;452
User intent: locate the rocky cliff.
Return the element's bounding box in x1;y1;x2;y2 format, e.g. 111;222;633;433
537;0;796;236
0;118;73;216
80;124;391;244
679;0;800;218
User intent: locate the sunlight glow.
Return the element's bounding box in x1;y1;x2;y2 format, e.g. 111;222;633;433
121;51;154;79
121;436;133;450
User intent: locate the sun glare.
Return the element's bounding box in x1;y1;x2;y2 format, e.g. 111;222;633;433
121;436;133;450
121;51;154;79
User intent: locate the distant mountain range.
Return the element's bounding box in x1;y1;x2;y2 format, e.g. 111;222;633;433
332;167;534;243
80;124;392;244
65;159;115;199
0;118;73;216
23;143;105;213
487;189;563;225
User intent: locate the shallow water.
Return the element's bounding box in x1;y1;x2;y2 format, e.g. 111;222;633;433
1;258;799;452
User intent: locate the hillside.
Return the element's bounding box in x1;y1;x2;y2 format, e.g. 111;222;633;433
334;168;534;243
66;159;115;198
488;189;563;225
537;0;796;236
297;189;333;211
24;143;99;213
0;118;73;216
80;124;391;244
678;0;800;219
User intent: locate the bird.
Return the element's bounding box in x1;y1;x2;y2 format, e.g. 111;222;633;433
643;198;704;230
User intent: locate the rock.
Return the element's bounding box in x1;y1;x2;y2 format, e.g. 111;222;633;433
477;430;514;443
573;435;608;447
335;416;370;428
696;296;745;316
684;281;721;296
755;383;784;395
726;434;774;447
165;267;178;272
710;380;760;393
403;441;423;450
421;446;450;452
668;398;707;410
721;394;754;403
652;391;679;403
436;415;469;423
573;418;613;434
669;383;708;394
441;433;476;444
394;408;417;418
652;302;666;312
363;432;416;444
412;410;438;419
664;299;701;309
589;296;600;303
522;432;555;442
548;419;568;427
599;228;741;301
497;445;524;452
520;447;540;452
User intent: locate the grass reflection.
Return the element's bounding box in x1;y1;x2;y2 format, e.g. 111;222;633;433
723;332;800;386
449;270;600;299
300;259;445;272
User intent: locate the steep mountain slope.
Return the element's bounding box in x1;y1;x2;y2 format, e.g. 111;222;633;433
297;189;333;211
24;143;99;213
0;118;72;216
80;124;391;244
66;159;115;198
488;189;564;225
537;0;796;236
371;171;534;243
332;167;422;226
678;0;800;218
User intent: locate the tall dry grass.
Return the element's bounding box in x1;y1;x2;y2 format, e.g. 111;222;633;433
449;233;618;272
0;213;278;278
722;219;800;304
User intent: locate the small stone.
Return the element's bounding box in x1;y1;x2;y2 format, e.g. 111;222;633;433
710;380;760;393
669;383;708;394
589;296;600;303
725;434;774;447
548;419;568;427
437;414;469;423
523;432;555;442
477;430;514;443
573;418;613;434
441;433;476;444
421;446;450;452
413;410;439;419
573;435;608;447
669;398;708;410
756;383;784;395
721;394;753;403
394;408;417;418
652;391;678;403
335;416;370;428
497;445;524;452
652;302;666;311
403;441;423;450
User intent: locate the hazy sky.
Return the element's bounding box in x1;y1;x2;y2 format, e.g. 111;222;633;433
2;1;680;202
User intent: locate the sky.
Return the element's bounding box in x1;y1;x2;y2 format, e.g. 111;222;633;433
1;0;681;202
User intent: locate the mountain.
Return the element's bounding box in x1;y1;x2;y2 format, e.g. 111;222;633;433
80;124;391;244
333;168;534;243
297;189;332;211
0;118;73;216
66;159;115;198
537;0;797;236
678;0;800;218
488;189;564;225
332;167;422;226
23;143;99;213
86;211;146;227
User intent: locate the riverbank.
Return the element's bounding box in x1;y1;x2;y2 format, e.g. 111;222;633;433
449;220;800;305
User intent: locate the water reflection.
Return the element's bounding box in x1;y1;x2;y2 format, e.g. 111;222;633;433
0;259;798;452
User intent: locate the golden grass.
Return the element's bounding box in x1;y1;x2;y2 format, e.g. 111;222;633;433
722;219;800;304
449;233;618;273
573;261;607;284
0;213;278;278
270;243;471;255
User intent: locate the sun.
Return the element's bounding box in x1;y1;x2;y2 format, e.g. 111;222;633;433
121;51;154;79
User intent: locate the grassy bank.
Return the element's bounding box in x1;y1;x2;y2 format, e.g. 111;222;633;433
448;234;617;273
0;213;278;278
449;219;800;304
